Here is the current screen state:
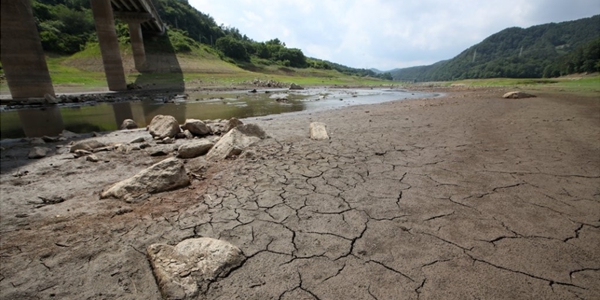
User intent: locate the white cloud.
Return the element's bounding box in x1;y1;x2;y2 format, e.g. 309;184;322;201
188;0;600;70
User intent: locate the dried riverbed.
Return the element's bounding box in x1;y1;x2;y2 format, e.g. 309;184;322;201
1;87;599;299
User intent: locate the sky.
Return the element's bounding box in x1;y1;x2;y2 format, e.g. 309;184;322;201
187;0;600;70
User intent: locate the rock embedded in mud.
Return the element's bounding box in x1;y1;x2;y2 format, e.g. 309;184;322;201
147;238;245;300
502;91;536;99
206;124;267;161
182;119;211;136
100;157;190;202
70;140;106;153
177;140;214;158
149;115;181;139
28;147;51;159
120;119;138;130
309;122;330;140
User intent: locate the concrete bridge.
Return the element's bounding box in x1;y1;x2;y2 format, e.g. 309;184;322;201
0;0;166;99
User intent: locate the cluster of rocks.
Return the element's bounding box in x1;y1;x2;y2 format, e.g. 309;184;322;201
246;78;306;89
246;78;287;88
1;92;190;110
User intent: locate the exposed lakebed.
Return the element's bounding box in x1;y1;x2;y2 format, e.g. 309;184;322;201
0;88;438;139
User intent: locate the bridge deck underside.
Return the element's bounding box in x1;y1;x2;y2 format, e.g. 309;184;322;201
110;0;164;34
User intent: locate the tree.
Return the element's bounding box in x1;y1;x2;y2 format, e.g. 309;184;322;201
215;36;249;61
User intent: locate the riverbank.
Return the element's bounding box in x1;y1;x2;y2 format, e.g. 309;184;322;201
1;87;599;299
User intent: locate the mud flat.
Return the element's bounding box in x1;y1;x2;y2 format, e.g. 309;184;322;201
1;87;599;299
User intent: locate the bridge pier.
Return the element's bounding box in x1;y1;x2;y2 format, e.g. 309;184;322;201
128;21;147;72
1;0;55;99
91;0;127;91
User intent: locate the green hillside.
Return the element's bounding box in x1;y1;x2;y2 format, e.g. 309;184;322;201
391;15;600;81
29;0;388;80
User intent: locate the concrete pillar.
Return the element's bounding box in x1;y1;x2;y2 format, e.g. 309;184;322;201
90;0;127;91
1;0;55;99
128;21;147;71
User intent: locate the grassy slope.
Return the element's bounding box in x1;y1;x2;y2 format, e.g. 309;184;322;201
446;74;600;97
0;43;391;95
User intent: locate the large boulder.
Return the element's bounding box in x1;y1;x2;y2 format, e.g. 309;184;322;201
206;124;267;160
177;140;214;158
70;140;106;153
100;157;190;202
309;122;330;140
502;91;536;99
149;115;180;139
147;238;245;299
182;119;211;136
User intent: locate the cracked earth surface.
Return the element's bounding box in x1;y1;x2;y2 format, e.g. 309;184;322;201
1;88;599;299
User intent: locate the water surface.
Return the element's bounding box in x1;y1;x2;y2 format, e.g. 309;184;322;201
0;88;436;139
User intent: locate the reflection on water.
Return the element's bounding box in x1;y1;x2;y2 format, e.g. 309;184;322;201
0;89;436;139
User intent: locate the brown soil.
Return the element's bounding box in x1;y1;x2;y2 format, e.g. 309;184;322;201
1;87;599;299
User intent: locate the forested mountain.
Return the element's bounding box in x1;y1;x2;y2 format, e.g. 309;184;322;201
391;15;600;81
30;0;388;78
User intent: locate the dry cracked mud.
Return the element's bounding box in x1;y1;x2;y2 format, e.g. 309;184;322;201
1;87;599;299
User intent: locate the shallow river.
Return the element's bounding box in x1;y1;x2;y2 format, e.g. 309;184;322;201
0;88;437;139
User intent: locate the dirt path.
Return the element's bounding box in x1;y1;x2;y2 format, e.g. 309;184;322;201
1;88;599;299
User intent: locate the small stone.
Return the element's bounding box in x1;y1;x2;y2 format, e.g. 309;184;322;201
502;91;536;99
183;130;194;139
28;147;51;159
129;137;146;144
73;149;92;158
29;137;45;145
309;122;329;140
178;140;214;158
42;136;59;143
224;118;243;133
289;83;304;90
86;154;99;162
70;140;106;153
121;119;138;130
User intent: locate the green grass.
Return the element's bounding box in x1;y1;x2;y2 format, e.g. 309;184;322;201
447;75;600;97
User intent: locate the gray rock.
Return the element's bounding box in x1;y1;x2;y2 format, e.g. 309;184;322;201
502;91;536;99
28;147;51;159
183;130;194;139
73;149;92;158
147;238;245;299
120;119;138;130
60;130;78;139
42;136;59;143
206;123;225;135
309;122;329;140
182;119;211;136
129;137;146;144
29;137;45;145
86;154;99;162
289;83;304;90
206;124;266;160
224;118;243;133
178;140;214;158
70;140;106;153
148;115;180;139
44;93;59;104
101;157;190;202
